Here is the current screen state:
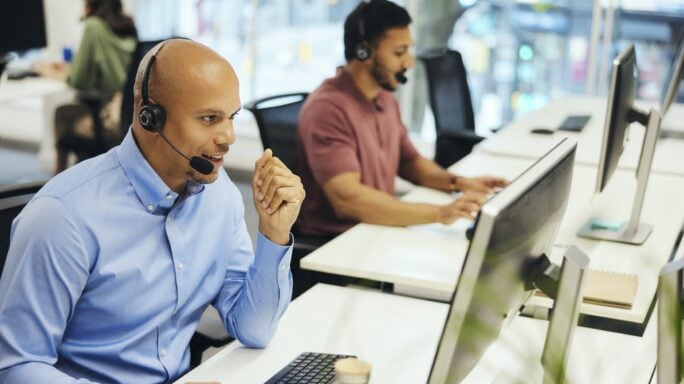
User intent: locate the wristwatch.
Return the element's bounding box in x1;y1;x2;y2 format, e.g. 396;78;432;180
449;175;459;192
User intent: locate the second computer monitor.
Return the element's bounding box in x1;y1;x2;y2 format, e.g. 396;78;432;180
427;138;576;384
661;32;684;117
595;43;637;194
580;42;662;245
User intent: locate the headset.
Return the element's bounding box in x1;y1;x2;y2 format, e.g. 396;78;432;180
139;43;167;133
138;39;214;175
354;10;371;61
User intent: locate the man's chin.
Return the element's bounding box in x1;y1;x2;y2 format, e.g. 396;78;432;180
380;82;398;92
189;170;219;185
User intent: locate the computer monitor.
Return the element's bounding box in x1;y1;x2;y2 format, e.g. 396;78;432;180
578;43;662;245
427;138;578;383
0;1;47;54
0;1;47;78
661;32;684;117
659;32;684;140
657;242;684;384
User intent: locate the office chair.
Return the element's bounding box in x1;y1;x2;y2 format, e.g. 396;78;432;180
245;92;333;298
245;92;309;171
0;180;45;277
56;39;165;172
419;48;485;168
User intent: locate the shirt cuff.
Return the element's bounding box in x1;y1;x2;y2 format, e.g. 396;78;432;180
255;232;293;280
255;232;293;322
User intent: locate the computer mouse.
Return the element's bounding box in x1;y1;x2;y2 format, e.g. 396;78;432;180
530;128;555;135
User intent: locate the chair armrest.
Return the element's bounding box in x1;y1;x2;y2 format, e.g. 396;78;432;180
437;130;485;144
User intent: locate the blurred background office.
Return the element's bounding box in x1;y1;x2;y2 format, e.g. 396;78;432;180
1;0;683;183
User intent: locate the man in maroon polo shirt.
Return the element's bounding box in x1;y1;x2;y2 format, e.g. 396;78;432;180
297;0;507;238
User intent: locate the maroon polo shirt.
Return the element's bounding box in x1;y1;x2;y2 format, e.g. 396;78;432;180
296;68;419;237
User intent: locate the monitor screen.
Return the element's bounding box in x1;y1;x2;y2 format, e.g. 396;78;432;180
0;1;47;53
595;43;637;194
661;32;684;116
428;138;576;384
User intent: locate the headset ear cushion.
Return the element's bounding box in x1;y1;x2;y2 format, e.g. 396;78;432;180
139;105;166;132
355;43;370;61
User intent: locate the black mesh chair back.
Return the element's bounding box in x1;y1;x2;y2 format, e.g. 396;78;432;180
0;180;44;277
244;93;309;171
420;48;475;135
245;92;338;299
419;48;484;167
119;39;167;135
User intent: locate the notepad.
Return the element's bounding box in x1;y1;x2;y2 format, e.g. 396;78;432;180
582;269;638;309
535;269;638;309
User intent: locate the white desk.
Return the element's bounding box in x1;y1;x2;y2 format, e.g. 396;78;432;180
301;151;684;327
0;77;68;104
464;312;656;383
176;284;656;384
0;77;73;171
175;284;448;384
477;95;684;176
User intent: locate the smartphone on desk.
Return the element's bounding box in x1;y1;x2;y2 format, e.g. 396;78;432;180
557;115;590;132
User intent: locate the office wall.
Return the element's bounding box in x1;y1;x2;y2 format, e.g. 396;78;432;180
42;0;136;59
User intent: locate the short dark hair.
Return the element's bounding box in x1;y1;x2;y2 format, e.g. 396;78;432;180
343;0;412;61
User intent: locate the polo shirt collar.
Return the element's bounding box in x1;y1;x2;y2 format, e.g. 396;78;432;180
117;128;204;214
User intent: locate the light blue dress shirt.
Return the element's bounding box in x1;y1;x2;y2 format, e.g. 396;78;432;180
0;130;293;383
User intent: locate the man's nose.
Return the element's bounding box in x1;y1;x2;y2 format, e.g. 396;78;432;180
217;122;236;146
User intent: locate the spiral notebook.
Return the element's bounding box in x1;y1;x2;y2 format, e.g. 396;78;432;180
535;269;638;309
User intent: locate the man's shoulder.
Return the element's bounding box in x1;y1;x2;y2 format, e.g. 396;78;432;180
304;78;356;109
38;153;121;202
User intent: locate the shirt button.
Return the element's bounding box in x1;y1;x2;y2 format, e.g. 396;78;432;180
160;349;167;357
280;264;287;271
178;262;184;270
146;204;154;212
166;194;173;200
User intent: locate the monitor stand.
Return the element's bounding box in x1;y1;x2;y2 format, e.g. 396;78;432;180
578;107;662;245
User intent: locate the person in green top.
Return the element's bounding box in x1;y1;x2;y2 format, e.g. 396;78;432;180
35;0;137;172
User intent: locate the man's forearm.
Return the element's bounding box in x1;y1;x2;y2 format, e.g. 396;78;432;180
330;184;441;226
399;156;454;192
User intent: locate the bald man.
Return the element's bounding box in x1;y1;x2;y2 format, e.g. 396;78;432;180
0;40;304;383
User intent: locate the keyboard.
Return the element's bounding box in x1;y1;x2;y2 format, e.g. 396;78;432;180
264;352;356;384
557;115;591;132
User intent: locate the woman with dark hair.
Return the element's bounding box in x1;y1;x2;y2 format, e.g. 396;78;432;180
36;0;136;93
35;0;137;172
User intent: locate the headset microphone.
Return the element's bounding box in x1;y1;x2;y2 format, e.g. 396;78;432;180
395;71;408;84
376;60;408;85
156;132;214;175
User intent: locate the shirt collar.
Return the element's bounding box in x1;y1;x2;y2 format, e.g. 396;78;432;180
333;67;385;111
117;128;205;214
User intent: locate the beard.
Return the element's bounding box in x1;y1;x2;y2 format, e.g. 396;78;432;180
187;168;218;185
370;59;397;92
